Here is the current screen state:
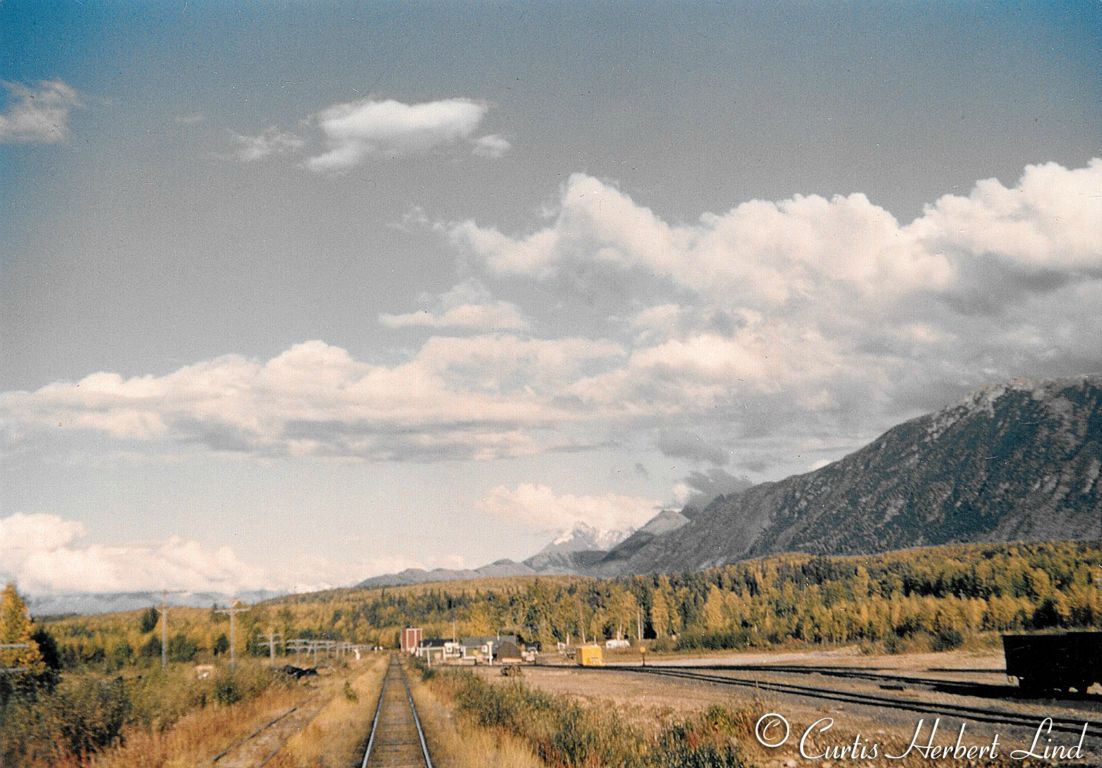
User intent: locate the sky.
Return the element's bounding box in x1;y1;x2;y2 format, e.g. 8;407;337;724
1;1;1100;597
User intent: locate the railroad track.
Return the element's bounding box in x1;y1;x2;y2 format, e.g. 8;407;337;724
208;690;326;767
602;664;1102;738
655;663;1015;697
360;655;433;768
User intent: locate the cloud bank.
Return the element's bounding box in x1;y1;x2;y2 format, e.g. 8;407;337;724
0;512;269;594
4;159;1101;478
0;512;462;595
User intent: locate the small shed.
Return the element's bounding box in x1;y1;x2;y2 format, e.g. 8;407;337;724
495;640;524;664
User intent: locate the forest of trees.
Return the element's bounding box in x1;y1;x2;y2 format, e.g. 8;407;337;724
31;539;1102;668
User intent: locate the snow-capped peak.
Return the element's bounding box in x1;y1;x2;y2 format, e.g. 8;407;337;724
549;521;633;552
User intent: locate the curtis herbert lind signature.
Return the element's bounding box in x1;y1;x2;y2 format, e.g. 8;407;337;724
755;713;1092;762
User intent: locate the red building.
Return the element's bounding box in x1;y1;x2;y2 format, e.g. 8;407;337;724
400;627;423;654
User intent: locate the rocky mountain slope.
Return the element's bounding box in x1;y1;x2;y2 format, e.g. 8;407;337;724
595;375;1101;574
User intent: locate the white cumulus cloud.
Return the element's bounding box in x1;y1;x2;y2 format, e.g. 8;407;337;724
231;126;305;161
3;159;1100;481
471;133;511;158
306;97;489;172
0;512;269;594
0;80;81;144
0;336;623;462
379;280;529;331
476;483;660;532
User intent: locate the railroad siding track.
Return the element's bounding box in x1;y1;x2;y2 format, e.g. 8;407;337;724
600;665;1102;739
670;663;1102;702
653;663;1014;698
209;690;325;768
361;656;433;768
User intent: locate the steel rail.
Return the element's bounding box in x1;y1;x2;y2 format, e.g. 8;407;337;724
401;661;435;768
360;655;432;768
360;661;390;768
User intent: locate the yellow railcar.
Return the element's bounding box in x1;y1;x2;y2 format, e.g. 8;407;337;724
576;644;604;667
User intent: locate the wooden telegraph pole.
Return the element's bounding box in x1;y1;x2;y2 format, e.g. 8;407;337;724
154;591;184;671
258;628;282;667
215;601;250;669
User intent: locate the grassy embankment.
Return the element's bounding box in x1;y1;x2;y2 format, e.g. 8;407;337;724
418;663;755;768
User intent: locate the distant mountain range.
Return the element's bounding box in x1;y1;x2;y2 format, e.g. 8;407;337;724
354;522;636;589
27;589;284;617
358;374;1102;587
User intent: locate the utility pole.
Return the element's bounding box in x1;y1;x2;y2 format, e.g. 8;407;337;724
215;601;250;669
258;628;282;667
153;590;186;671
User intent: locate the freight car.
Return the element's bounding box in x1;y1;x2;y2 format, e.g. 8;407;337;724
1002;631;1102;694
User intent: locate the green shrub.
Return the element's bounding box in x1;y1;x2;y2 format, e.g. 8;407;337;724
932;626;964;651
52;675;131;757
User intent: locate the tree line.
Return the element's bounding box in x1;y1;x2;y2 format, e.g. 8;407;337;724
21;539;1102;671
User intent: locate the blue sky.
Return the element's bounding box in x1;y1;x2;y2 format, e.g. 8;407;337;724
2;1;1100;595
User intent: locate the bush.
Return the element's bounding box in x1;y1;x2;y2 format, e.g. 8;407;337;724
50;675;131;757
932;626;964;651
138;607;159;634
166;633;198;663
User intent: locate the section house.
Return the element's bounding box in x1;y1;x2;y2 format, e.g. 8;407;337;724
460;635;519;664
415;638;463;664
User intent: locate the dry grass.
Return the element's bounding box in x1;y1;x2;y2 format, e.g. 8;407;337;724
267;655;388;768
408;667;540;768
88;679;303;768
492;667;1042;768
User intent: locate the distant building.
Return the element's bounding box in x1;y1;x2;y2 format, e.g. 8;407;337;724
460;634;518;664
415;638;463;664
495;639;524;664
400;627;423;655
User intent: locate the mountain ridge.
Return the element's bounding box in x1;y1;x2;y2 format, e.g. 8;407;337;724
591;375;1102;575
